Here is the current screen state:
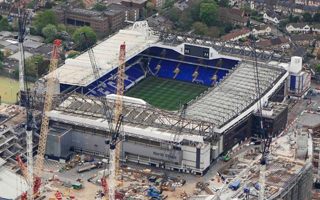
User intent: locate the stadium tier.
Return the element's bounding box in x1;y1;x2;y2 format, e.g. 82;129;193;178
61;46;239;110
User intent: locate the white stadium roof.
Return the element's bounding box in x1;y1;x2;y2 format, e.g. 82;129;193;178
186;61;288;132
56;21;158;86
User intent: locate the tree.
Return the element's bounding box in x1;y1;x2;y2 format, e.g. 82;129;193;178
146;1;155;17
316;63;320;73
42;24;58;43
33;10;57;33
303;13;313;22
72;26;97;51
207;26;220;38
313;13;320;22
0;17;11;31
217;0;230;7
25;55;49;80
317;49;320;60
178;11;193;31
199;0;219;26
57;24;66;32
0;51;3;71
192;22;208;35
0;51;3;61
163;0;175;8
93;3;107;11
167;8;180;22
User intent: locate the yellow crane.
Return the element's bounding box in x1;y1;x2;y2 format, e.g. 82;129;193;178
17;39;62;200
108;42;126;200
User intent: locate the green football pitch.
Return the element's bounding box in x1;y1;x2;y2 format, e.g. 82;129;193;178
125;76;208;111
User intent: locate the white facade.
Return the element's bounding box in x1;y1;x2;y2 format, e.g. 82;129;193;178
252;26;272;35
263;13;279;24
286;24;311;33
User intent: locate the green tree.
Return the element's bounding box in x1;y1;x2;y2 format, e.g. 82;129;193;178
303;13;313;22
178;11;193;31
313;13;320;22
199;0;219;26
42;24;58;43
163;0;175;8
189;0;202;21
0;51;3;71
207;26;220;38
192;22;208;35
33;10;57;33
72;26;97;51
93;3;107;11
146;1;155;17
315;63;320;73
217;0;230;7
167;8;180;22
57;24;66;32
25;55;49;79
0;17;11;31
0;51;3;61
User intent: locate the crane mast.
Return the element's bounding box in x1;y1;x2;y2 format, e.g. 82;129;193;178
81;32;100;79
31;39;61;199
109;42;126;200
250;41;271;200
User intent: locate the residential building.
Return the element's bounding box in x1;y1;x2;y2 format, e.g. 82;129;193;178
218;7;249;26
286;23;320;33
286;23;311;33
263;10;280;24
252;25;272;36
256;36;290;49
151;0;164;8
221;28;251;41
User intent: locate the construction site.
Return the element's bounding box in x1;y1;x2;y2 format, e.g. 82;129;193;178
0;1;318;199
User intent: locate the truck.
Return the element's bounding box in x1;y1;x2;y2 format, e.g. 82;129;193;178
77;162;102;173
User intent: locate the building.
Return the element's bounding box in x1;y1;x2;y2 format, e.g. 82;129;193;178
286;23;311;33
252;25;272;36
221;28;251;41
263;10;280;24
53;4;139;36
256;36;290;50
151;0;164;8
252;102;288;137
286;56;311;98
42;22;290;175
218;7;249;26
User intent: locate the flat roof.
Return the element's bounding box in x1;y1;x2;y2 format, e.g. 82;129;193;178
55;21;158;86
185;62;287;128
0;166;28;199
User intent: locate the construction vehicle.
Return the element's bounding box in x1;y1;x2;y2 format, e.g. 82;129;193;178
77;162;103;173
222;152;231;162
147;186;162;200
17;39;62;200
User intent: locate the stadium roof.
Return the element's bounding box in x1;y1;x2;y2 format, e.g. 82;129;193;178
185;61;287;131
0;165;28;199
55;21;158;86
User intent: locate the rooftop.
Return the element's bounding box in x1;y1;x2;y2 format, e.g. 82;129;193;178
185;62;287;130
54;21;158;86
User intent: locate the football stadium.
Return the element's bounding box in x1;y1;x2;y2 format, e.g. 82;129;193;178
44;21;290;174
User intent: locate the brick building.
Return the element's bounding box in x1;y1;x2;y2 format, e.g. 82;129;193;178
53;4;139;36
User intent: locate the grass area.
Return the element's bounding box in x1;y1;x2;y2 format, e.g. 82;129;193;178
125;76;208;111
0;76;19;104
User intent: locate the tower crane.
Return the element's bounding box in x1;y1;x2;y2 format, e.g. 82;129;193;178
17;39;62;200
81;32;100;79
108;42;126;200
249;41;272;200
82;33;126;199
